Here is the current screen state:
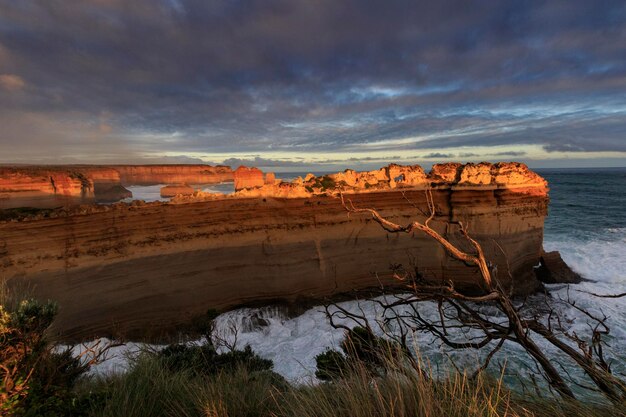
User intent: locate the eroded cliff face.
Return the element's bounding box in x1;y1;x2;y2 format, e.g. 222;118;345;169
0;165;234;207
113;165;233;186
233;166;265;190
231;161;546;198
0;162;548;342
0;167;95;209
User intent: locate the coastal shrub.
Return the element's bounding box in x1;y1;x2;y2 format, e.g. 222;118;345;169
318;176;336;190
157;343;273;377
315;326;406;380
308;175;337;191
315;349;349;381
188;308;220;341
0;298;98;416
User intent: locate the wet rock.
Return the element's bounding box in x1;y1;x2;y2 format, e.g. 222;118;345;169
535;250;583;284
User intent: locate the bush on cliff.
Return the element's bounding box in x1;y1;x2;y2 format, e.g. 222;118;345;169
156;343;274;377
315;326;406;381
0;299;101;416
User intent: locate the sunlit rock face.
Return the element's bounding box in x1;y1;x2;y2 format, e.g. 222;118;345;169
160;184;195;198
0;162;548;342
233;166;265;190
0;167;95;209
113;165;233;186
0;165;234;207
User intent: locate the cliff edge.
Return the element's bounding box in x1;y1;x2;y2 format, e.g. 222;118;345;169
0;162;548;341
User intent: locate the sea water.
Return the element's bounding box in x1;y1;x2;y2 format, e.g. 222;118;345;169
120;182;235;203
84;168;626;395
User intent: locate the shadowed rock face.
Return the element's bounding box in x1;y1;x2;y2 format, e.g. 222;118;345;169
0;162;548;342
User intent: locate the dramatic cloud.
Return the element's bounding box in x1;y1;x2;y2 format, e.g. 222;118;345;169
0;0;624;167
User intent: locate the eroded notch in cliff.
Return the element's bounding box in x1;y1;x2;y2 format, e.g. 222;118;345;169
50;176;57;193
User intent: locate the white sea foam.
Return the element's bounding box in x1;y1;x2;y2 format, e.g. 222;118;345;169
122;185;167;202
545;228;626;284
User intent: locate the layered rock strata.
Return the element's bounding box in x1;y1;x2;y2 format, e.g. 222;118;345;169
0;167;96;209
233;166;265;190
113;165;233;186
160;184;195;198
0;164;234;207
0;162;548;341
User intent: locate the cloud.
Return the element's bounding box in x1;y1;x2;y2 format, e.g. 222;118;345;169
221;157;309;168
0;0;624;165
489;151;527;157
0;74;25;91
422;152;455;159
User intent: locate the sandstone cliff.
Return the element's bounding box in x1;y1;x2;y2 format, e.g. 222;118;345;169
160;184;195;198
113;165;233;186
233;166;265;190
0;164;234;207
0;167;95;209
0;162;548;342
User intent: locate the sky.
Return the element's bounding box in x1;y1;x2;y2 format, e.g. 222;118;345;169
0;0;625;171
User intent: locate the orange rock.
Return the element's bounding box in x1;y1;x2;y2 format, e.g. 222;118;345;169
160;184;195;198
265;172;276;184
429;163;462;183
387;164;428;188
0;167;95;209
234;166;265;190
113;165;233;186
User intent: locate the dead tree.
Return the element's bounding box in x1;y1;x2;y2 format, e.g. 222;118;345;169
332;191;626;404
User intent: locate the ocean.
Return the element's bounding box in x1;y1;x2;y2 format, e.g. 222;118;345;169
87;168;626;398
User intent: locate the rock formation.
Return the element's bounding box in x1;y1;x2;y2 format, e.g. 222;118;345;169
535;250;583;284
0;167;95;209
160;184;195;198
0;162;549;341
234;166;265;190
0;164;234;207
113;165;233;186
85;167;133;203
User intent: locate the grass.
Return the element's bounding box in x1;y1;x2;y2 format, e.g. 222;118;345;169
76;350;625;417
2;285;624;417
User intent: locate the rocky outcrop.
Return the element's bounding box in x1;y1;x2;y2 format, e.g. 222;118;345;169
232;162;544;199
114;165;233;186
160;184;195;198
535;250;584;284
234;166;265;190
0;167;95;209
85;167;133;203
0;162;549;341
0;164;235;207
265;172;276;185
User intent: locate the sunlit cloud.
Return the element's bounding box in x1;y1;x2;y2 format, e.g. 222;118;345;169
0;0;624;167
